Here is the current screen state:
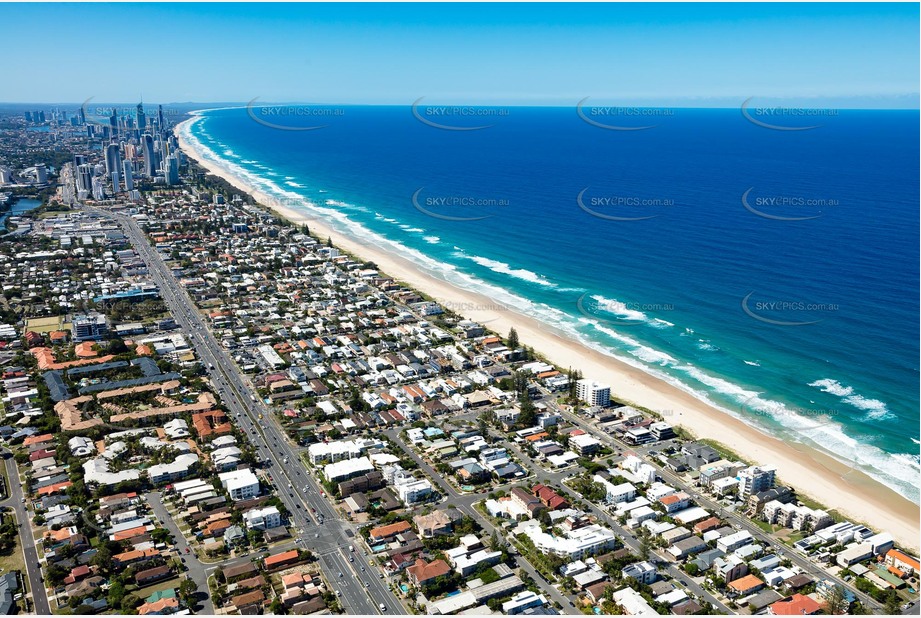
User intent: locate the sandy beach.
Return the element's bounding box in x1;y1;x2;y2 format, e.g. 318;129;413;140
176;118;919;551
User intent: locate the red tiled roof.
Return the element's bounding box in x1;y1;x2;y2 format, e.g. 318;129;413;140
769;594;823;615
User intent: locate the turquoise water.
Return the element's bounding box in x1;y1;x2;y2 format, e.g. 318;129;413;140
181;106;919;503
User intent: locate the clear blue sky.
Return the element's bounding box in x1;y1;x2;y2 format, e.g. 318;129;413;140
2;3;918;107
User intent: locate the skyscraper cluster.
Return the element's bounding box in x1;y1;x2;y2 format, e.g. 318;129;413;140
68;100;182;200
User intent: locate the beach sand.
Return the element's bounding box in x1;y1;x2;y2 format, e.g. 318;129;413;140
177;118;919;551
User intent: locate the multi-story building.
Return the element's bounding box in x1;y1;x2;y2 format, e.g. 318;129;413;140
219;468;261;501
243;506;282;530
71;313;109;341
576;379;610;407
738;465;776;499
622;561;657;585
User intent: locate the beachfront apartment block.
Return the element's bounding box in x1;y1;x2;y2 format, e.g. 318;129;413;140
886;549;920;575
763;500;833;532
738;465;776;498
576;379;611;407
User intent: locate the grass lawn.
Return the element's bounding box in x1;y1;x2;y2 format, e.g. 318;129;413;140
0;461;9;501
0;538;26;583
133;576;180;601
0;514;30;613
752;519;776;534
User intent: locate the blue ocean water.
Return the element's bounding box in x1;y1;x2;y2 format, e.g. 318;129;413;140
181;105;920;502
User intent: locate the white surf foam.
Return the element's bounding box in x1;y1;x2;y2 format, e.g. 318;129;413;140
177;113;920;504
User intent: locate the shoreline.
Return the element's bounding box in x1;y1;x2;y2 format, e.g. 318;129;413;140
175;117;920;551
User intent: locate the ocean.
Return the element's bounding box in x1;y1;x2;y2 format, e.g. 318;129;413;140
180;105;920;503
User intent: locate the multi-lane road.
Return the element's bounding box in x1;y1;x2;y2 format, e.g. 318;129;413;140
89;205;402;614
2;453;50;615
89;203;892;616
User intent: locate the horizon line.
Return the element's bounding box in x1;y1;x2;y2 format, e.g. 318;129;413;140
2;100;920;111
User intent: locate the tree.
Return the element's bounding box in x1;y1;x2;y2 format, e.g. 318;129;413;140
107;581;128;607
507;327;519;349
517;391;536;428
178;577;198;609
120;594;142;614
884;590;902;616
106;339;129;355
822;583;849;616
639;534;653;560
489;531;502;552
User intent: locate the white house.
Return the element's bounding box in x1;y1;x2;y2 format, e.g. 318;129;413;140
243;506;282;530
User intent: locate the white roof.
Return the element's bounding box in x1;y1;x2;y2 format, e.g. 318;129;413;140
673;506;711;524
324;456;374;479
219;468;260;490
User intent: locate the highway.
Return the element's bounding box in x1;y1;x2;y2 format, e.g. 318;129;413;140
92;203;885;615
88;205;402;615
2;453;50;615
